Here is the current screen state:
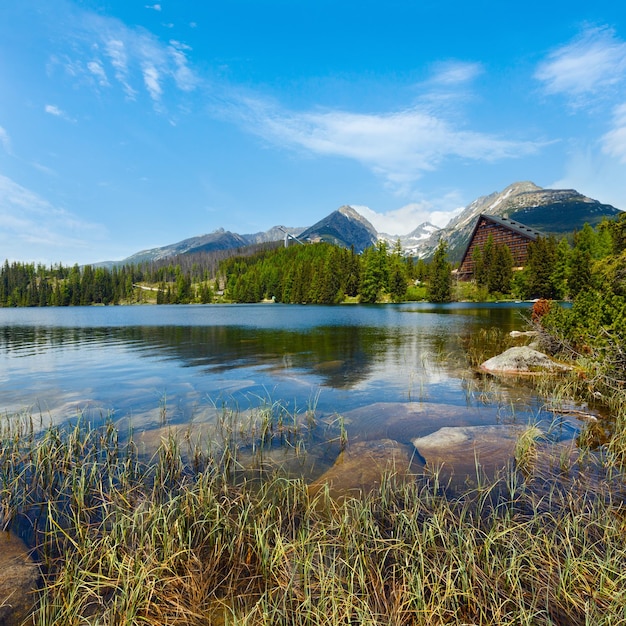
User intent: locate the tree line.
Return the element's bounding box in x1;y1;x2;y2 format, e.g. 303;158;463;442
0;260;212;307
0;241;285;307
1;214;624;307
220;241;415;304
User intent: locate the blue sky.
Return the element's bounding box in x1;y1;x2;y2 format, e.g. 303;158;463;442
2;0;626;264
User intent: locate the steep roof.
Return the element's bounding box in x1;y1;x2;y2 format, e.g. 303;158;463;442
458;213;543;272
480;214;543;240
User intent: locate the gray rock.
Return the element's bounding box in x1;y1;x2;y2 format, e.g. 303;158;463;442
412;425;525;479
308;438;422;500
480;346;571;375
0;532;40;625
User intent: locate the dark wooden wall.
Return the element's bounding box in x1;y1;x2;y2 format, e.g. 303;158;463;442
458;216;535;278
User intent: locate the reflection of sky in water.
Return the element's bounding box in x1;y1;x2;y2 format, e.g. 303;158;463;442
0;303;542;431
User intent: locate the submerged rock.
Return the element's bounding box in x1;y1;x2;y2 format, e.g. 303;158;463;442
480;346;571;375
0;532;40;625
335;402;516;444
411;425;525;479
308;438;422;500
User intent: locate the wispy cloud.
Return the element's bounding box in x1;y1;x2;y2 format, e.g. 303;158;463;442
45;104;62;116
536;26;626;180
602;102;626;162
551;144;626;212
45;104;75;122
141;64;162;101
428;60;484;86
169;40;197;92
0;125;11;154
0;174;106;262
53;8;199;107
105;39;136;98
227;96;543;195
87;59;109;86
535;26;626;105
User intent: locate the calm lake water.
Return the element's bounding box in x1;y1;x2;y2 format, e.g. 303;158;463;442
1;303;580;482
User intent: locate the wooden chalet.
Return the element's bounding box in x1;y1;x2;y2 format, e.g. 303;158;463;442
457;214;543;280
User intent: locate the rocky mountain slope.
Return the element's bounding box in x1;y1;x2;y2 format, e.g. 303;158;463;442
122;226;306;265
114;182;622;266
379;222;440;256
298;205;378;253
415;182;622;262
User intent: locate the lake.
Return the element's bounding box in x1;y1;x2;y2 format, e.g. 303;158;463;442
0;303;580;484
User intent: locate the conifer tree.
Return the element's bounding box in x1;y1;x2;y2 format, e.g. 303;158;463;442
428;240;452;303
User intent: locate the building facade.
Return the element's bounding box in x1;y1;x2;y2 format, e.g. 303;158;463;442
457;214;543;279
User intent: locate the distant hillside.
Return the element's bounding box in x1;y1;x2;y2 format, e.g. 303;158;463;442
103;181;622;267
116;227;304;266
122;229;249;265
379;222;440;256
414;182;623;262
298;205;378;253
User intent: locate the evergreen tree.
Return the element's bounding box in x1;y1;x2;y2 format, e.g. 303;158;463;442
388;240;407;302
487;243;513;294
344;246;361;297
550;238;571;300
568;246;593;297
525;236;559;299
472;246;486;286
360;246;385;303
428;240;452;303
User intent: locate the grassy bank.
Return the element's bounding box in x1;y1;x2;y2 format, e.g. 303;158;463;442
2;404;626;626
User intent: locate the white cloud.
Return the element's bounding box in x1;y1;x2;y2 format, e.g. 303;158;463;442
31;162;57;176
145;3;161;10
602;102;626;162
429;206;464;228
44;104;75;122
0;125;11;154
87;59;109;86
551;145;626;212
105;39;136;99
0;174;107;263
54;10;200;107
142;64;162;101
228;97;543;195
352;197;463;235
535;26;626;104
44;104;63;116
169;40;197;91
429;60;484;86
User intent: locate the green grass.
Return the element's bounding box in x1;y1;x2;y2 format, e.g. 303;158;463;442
2;404;626;626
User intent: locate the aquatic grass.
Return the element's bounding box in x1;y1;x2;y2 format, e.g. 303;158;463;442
2;409;626;625
514;424;543;473
463;327;517;369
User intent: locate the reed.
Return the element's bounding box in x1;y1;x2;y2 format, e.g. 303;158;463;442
2;406;626;626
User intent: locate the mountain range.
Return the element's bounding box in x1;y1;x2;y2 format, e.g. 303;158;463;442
113;182;623;266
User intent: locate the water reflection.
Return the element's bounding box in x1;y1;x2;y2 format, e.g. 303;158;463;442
0;304;539;426
2;303;591;488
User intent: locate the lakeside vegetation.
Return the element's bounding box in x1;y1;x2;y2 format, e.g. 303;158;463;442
2;214;623;307
2;213;626;624
2;393;626;625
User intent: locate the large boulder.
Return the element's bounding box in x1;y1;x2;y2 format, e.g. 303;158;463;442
412;425;526;481
0;532;40;625
480;346;571;375
308;438;423;500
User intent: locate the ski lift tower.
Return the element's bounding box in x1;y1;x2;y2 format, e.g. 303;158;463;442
277;226;305;248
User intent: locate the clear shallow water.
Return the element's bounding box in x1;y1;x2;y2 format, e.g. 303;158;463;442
0;303;563;446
